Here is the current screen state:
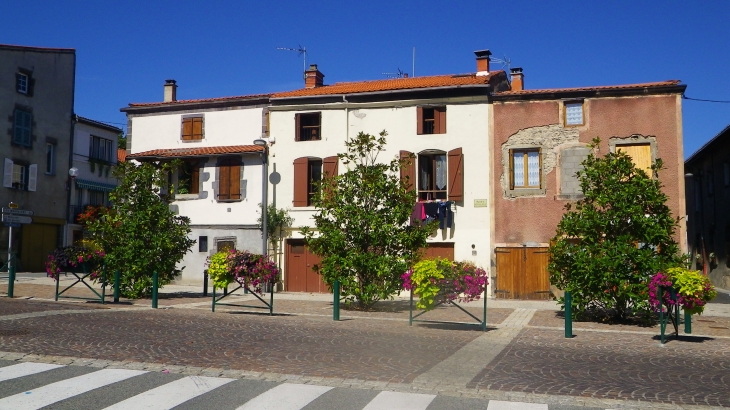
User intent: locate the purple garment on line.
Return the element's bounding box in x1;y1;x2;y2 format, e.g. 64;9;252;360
411;202;424;225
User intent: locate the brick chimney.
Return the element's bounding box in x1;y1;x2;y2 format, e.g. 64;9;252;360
164;79;177;102
305;64;324;88
474;49;492;75
510;67;524;91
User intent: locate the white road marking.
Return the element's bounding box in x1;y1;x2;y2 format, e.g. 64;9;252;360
362;391;436;410
0;368;147;410
103;375;234;409
235;383;333;410
0;362;63;382
487;400;548;410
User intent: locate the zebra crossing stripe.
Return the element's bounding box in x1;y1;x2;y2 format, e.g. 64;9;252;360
102;375;234;410
362;391;436;410
235;382;333;410
486;400;549;409
0;368;147;410
0;362;64;383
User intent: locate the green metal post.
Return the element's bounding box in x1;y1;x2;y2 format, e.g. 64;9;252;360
565;291;573;338
482;288;487;332
333;280;340;321
54;270;60;301
269;282;274;316
151;271;158;309
684;310;692;334
409;290;413;326
212;286;216;312
7;262;15;298
659;287;665;344
114;271;120;303
101;266;106;305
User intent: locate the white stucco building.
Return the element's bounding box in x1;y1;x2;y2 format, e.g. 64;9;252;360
121;81;269;284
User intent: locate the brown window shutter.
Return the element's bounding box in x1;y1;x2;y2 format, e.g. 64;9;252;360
399;150;415;192
295;113;301;141
508;150;515;190
182;118;192;140
416;107;424;135
293;157;309;207
191;163;200;194
192;117;203;140
218;159;231;200
322;156;338;177
436;106;446;134
229;162;241;199
448;147;464;201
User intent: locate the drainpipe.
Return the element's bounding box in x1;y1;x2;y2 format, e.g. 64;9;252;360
343;95;349;143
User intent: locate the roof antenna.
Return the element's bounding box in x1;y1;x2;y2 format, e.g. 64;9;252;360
490;54;511;71
277;45;308;80
382;68;407;78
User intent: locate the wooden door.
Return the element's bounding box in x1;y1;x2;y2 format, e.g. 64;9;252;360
21;224;58;272
495;247;550;300
285;240;329;293
423;243;455;260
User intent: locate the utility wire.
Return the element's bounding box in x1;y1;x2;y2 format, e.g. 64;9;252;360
683;95;730;103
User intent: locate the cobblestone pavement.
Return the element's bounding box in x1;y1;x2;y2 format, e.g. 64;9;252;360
2;287;730;408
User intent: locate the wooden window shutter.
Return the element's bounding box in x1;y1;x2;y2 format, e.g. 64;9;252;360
323;156;338;177
508;150;515;190
293;157;309;207
191;162;200;194
617;144;652;176
416;107;424;135
218;159;231;200
399;150;415;192
229;162;241;199
192;117;203;140
436;106;446;134
3;158;13;188
448;147;464;201
28;164;38;192
295;114;301;141
182;118;193;140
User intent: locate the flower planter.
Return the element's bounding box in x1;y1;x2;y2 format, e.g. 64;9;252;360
206;250;280;315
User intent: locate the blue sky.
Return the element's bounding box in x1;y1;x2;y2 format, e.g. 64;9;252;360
2;0;728;157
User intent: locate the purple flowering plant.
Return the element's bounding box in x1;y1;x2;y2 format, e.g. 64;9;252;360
648;267;716;315
45;245;106;281
206;249;280;294
403;258;489;310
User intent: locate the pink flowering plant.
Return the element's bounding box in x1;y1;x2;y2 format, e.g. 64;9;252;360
648;267;716;315
206;249;280;294
45;245;105;281
402;257;489;310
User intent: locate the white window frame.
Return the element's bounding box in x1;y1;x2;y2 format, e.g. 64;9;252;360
417;151;448;201
89;136;113;162
17;73;29;94
12;163;26;190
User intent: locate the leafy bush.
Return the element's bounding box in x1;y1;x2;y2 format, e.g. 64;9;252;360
648;267;717;315
206;250;280;294
402;258;489;310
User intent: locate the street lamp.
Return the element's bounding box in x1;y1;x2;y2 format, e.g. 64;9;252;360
253;139;268;257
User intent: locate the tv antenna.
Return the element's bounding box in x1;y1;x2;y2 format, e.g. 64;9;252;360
277;45;307;79
382;68;407;79
490;55;511;71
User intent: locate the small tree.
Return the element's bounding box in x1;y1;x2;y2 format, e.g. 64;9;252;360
548;138;683;321
84;161;195;298
301;131;432;309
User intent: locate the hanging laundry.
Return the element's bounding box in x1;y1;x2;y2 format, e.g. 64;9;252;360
438;201;453;229
411;202;424;226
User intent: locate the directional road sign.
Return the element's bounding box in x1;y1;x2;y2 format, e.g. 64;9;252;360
3;222;20;228
1;214;32;224
1;208;33;216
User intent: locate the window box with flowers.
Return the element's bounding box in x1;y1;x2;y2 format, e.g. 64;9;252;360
45;242;108;303
402;258;489;330
206;249;280;314
648;267;717;343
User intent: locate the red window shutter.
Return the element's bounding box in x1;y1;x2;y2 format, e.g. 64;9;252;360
229;162;241;199
192;117;203;140
399;150;415;192
182;118;192;140
416;107;424;135
295;113;301;141
218;160;231;200
191;163;200;194
448;147;463;201
322;156;338;177
436;106;446;134
293;157;309;207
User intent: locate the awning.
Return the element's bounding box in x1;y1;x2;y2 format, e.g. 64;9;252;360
75;179;117;192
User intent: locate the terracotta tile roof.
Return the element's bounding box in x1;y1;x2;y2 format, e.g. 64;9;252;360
271;72;501;98
127;93;271;107
496;80;682;95
117;148;127;163
128;145;263;159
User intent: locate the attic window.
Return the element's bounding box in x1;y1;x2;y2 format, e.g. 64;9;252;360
564;101;584;126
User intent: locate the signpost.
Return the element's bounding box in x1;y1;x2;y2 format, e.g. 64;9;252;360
3;203;32;298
